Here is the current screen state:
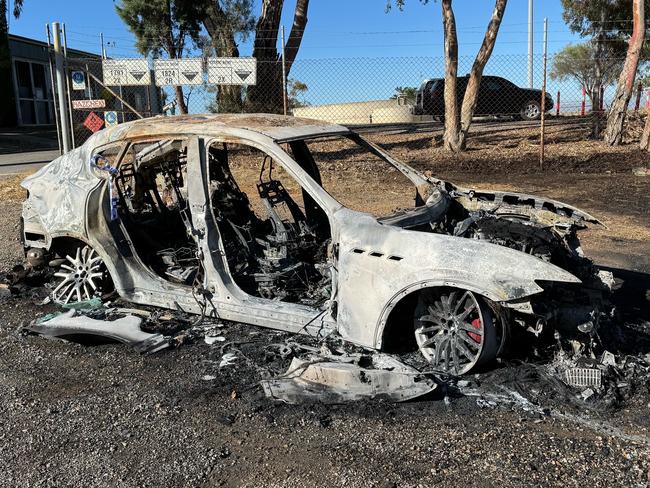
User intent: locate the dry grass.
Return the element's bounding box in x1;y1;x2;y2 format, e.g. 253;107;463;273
0;173;31;203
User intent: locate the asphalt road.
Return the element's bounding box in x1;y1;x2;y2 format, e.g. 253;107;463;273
0;150;61;175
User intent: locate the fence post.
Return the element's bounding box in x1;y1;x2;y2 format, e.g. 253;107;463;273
634;82;642;111
45;24;62;155
539;17;547;169
52;22;71;153
556;90;560;116
281;26;288;116
581;86;586;116
61;23;76;149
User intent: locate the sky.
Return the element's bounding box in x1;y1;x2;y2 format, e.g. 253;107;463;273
7;0;591;108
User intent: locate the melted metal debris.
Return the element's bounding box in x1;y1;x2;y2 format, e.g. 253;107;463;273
261;352;436;404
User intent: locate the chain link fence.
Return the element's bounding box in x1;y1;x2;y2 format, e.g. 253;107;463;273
54;53;649;149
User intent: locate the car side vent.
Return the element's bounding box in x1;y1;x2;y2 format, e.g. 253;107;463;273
369;251;384;258
352;248;365;254
387;255;403;261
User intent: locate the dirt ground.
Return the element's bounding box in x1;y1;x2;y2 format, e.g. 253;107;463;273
1;124;650;487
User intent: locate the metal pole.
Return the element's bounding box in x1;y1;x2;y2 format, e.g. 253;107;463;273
100;33;106;59
46;24;62;155
281;26;288;116
52;22;71;153
528;0;534;88
539;17;548;168
62;23;76;149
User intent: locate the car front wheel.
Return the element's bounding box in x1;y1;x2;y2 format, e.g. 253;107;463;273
520;100;541;120
413;288;499;374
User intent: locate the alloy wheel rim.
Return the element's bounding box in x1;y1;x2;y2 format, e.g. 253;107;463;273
52;246;105;304
415;290;487;375
525;103;540;118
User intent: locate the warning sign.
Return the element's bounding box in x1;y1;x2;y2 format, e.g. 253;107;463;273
71;71;86;90
153;58;203;86
104;111;118;127
102;59;151;86
72;99;106;110
207;57;257;85
84;112;104;133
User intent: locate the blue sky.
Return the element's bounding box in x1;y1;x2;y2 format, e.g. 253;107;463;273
8;0;590;108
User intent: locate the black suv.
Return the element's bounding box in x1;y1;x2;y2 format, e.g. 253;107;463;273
415;75;553;121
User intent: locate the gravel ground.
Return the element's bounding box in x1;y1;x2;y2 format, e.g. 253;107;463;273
1;144;649;486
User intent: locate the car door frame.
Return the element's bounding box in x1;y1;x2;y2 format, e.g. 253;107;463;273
186;133;340;338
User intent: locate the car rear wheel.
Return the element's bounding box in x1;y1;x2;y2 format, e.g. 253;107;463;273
413;289;499;375
520;100;541;120
51;245;108;304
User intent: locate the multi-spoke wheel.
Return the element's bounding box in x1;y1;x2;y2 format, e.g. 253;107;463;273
413;289;498;375
51;245;107;304
520;100;541;120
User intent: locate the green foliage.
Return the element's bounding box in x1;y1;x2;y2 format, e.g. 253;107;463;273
288;79;309;109
115;0;203;57
551;43;623;94
390;86;418;104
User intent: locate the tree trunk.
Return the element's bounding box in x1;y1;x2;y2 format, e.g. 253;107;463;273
203;2;243;112
641;111;650;150
174;85;188;114
246;0;309;114
456;0;507;150
604;0;645;145
591;10;606;138
441;0;461;152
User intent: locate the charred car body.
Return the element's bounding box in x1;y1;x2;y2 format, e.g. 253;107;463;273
21;114;611;374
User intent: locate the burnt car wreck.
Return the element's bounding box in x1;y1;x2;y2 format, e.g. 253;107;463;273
20;114;612;375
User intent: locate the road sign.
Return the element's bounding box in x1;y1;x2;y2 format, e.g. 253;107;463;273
207;57;257;85
84;112;104;133
71;71;86;90
72;99;106;109
102;59;151;86
153;58;203;86
104;111;118;127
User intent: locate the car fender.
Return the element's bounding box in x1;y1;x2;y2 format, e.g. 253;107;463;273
332;209;580;349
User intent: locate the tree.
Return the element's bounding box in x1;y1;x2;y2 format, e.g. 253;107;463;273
391;86;418;104
604;0;646;145
246;0;310;113
441;0;508;152
0;0;25;126
201;0;255;112
550;43;623;108
288;79;309;109
560;0;649;137
389;0;507;152
116;0;203;114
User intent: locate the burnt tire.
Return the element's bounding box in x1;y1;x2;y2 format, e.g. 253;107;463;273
520;100;541;120
413;288;498;375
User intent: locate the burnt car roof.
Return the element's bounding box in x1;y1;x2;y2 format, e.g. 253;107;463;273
96;113;350;144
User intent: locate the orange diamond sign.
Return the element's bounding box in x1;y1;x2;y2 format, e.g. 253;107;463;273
84;112;104;133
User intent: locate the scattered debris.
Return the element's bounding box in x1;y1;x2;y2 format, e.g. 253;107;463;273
632;167;649;176
261;353;436;404
564;367;602;388
204;335;226;345
219;353;238;368
26;310;169;355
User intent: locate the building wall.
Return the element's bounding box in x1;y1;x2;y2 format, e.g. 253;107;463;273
292;99;433;125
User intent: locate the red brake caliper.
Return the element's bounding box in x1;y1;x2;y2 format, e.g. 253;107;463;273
467;318;482;343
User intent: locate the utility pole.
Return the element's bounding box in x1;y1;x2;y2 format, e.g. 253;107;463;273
52;22;71;153
528;0;534;88
100;32;107;59
281;26;288;116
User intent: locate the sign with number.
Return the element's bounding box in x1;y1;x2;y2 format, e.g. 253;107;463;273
72;99;106;109
84;112;104;133
153;58;203;86
104;111;118;127
102;59;151;86
71;71;86;90
207;57;257;85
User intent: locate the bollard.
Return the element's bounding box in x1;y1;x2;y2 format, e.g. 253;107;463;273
556;90;560;116
581;86;586;116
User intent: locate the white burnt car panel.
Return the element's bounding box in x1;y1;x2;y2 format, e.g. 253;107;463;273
20;114;611;374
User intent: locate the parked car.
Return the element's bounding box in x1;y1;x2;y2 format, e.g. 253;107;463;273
415;75;554;121
21;114;609;374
